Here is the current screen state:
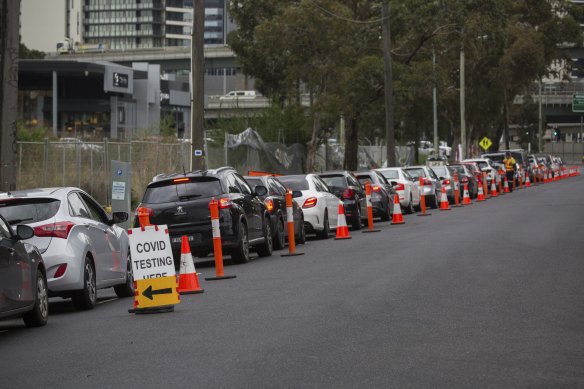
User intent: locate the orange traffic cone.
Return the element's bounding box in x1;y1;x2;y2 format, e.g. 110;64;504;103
503;176;510;193
439;187;450;211
477;182;485;202
335;203;352;240
391;194;405;224
462;183;472;205
177;235;204;294
490;180;498;197
525;173;531;187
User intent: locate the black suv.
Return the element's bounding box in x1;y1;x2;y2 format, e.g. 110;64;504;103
136;167;273;267
317;170;366;230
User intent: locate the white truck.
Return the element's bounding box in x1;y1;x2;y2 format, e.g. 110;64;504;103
57;38;107;54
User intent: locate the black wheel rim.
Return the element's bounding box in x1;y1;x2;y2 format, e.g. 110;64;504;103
86;262;96;304
242;225;249;259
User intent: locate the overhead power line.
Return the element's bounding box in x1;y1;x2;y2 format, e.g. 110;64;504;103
306;0;388;24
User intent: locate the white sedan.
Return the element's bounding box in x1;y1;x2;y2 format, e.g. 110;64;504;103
277;174;341;239
376;167;421;214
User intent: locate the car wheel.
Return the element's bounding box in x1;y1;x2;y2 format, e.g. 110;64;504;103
114;253;134;298
352;205;362;230
296;216;306;244
72;257;97;310
231;221;250;264
22;270;48;327
256;216;273;257
273;216;286;250
316;211;330;239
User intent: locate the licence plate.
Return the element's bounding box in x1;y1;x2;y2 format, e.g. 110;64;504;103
171;234;201;244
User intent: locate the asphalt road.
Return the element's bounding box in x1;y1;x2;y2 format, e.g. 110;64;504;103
1;175;584;388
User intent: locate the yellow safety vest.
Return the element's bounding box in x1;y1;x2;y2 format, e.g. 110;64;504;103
504;158;516;172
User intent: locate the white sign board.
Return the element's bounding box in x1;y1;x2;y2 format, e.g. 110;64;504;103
112;181;126;200
128;225;175;280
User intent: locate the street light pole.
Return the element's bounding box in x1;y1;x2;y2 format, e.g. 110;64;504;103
538;79;543;152
382;1;396;167
460;44;466;160
433;46;438;156
190;0;205;171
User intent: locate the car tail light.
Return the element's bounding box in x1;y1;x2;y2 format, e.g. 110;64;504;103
442;179;451;185
393;183;405;191
34;221;75;239
219;197;232;209
372;185;381;192
173;177;190;184
423;178;433;186
302;197;318;208
341;188;355;199
54;264;67;278
264;198;274;213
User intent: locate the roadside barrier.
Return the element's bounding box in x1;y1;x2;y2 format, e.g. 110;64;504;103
482;172;489;199
334;203;352;240
453;172;462;207
363;182;380;233
525;173;531;187
205;198;236;281
439;187;451;211
281;190;304;257
503;176;510;194
477;183;486;202
391;194;405;224
462;184;472;205
177;235;204;294
491;180;498;197
137;207;152;227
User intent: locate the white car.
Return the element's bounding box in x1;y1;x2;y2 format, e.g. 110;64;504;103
277;174;341;239
462;158;501;187
0;188;133;310
376;168;421;214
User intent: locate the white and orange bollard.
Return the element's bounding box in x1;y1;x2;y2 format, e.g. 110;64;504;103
205;198;236;280
417;176;431;217
453;172;463;207
362;182;380;233
281;190;304;256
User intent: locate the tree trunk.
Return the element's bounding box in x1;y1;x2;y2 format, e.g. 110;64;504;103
305;112;321;172
343;116;359;171
503;90;510;150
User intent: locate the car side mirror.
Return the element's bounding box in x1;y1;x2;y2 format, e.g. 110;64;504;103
439;177;445;180
390;181;399;186
16;224;34;240
254;185;267;197
292;190;302;198
111;211;129;225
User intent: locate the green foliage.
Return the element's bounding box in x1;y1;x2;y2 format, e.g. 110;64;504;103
16;122;50;141
19;43;45;59
159;114;176;138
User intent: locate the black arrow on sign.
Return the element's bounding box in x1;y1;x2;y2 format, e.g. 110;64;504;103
142;285;173;300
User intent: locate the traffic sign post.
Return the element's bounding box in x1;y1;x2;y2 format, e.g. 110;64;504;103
572;93;584;112
479;137;492;151
128;225;180;314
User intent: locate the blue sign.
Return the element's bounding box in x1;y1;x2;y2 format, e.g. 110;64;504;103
116;169;123;176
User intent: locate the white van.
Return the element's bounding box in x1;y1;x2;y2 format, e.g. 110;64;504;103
219;90;258;100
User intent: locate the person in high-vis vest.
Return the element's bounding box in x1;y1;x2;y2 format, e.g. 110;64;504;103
503;152;516;192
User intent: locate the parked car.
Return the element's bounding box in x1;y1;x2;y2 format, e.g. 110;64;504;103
430;165;459;204
0;216;48;327
136;167;273;266
0;188;132;310
277;174;341;239
462;158;501;187
403;165;442;209
354;170;396;221
317;171;366;230
449;164;479;199
375;167;421;214
244;175;306;249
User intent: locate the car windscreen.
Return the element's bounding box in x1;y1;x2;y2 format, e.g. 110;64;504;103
277;176;309;191
143;177;223;204
431;166;448;177
484;154;505;163
379;170;399;180
474;161;488;169
356;174;373;186
404;168;425;179
449;165;466;175
244;177;262;189
0;198;60;224
319;175;347;188
509;152;524;164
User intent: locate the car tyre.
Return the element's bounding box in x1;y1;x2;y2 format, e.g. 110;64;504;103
72;257;97;310
231;221;250;264
316;211;330;239
256;216;273;257
114;253;134;298
22;271;48;327
273;216;286;250
296;216;306;244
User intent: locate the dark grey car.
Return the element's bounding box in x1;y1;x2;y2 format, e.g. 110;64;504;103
0;215;48;327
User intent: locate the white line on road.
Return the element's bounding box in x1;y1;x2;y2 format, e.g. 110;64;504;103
97;298;119;305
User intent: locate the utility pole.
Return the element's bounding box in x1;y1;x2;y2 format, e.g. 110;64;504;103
190;0;205;171
432;46;438;156
459;44;466;160
0;0;20;191
538;80;543;152
382;1;396;167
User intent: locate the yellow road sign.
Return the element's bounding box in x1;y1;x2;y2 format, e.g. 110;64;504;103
135;276;180;309
479;137;493;151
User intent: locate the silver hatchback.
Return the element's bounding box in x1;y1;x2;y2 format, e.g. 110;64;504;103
0;188;133;310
